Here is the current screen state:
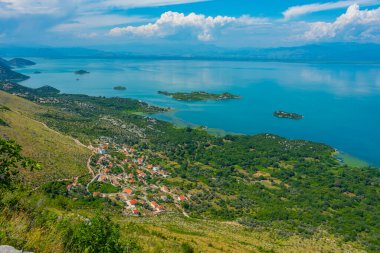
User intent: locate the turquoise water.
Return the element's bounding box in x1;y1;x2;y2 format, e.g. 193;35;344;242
17;58;380;166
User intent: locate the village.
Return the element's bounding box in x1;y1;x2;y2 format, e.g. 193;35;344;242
69;142;190;217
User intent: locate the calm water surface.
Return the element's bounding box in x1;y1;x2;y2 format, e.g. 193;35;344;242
17;58;380;166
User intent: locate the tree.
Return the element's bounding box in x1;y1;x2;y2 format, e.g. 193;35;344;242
0;138;40;190
64;215;137;253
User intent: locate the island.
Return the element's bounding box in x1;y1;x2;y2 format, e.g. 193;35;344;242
74;70;90;75
158;91;240;101
113;86;127;91
0;65;29;82
7;58;36;67
273;110;304;120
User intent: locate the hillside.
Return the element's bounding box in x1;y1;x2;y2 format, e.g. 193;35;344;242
0;91;90;185
0;65;29;81
0;79;379;252
7;58;36;67
0;57;10;68
0;86;371;253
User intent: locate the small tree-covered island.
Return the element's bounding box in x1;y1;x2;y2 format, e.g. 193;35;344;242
274;110;304;120
113;85;127;90
74;70;90;75
158;90;240;101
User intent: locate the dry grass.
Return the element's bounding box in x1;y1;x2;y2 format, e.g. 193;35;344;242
116;214;365;253
0;91;90;185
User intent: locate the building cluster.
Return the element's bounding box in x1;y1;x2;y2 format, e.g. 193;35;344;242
87;143;188;216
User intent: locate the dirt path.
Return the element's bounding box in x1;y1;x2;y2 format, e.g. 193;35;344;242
16;111;98;185
87;155;95;177
13;109;90;150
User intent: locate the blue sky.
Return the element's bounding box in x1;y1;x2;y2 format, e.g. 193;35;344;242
1;0;380;49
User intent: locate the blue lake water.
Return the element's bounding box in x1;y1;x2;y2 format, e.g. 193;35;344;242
17;58;380;166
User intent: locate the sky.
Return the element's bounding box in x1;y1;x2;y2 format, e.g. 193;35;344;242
1;0;380;49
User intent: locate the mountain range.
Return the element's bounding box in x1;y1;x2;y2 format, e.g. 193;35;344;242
0;43;379;63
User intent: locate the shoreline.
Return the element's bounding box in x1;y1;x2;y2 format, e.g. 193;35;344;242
9;62;379;168
333;150;370;168
153;111;376;167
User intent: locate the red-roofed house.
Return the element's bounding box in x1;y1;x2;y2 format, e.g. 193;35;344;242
132;209;139;215
150;201;158;209
128;199;138;207
178;196;187;201
123;188;133;195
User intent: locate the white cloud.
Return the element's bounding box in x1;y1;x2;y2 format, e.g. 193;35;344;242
0;0;79;17
0;0;208;17
51;14;149;32
96;0;208;8
109;11;268;41
283;0;380;20
305;4;380;41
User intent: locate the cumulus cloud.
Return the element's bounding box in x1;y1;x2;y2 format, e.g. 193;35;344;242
283;0;380;20
304;4;380;42
109;12;268;41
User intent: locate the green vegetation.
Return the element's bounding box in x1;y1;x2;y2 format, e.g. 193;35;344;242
0;79;379;252
0;117;8;126
88;182;120;193
158;91;240;101
273;111;304;120
0;91;90;186
0;138;39;189
63;215;137;253
335;151;370;168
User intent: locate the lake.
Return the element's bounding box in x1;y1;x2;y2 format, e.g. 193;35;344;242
17;58;380;166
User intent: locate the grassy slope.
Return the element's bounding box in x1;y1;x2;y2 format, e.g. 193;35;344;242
0;92;367;253
0;91;90;185
117;215;364;253
0;208;364;253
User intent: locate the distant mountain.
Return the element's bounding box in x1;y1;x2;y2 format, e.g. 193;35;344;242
0;64;29;81
0;46;118;58
0;57;10;68
8;58;36;67
232;43;380;63
0;43;379;63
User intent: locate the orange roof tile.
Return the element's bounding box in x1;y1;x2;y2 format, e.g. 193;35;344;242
129;199;138;205
123;188;133;195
